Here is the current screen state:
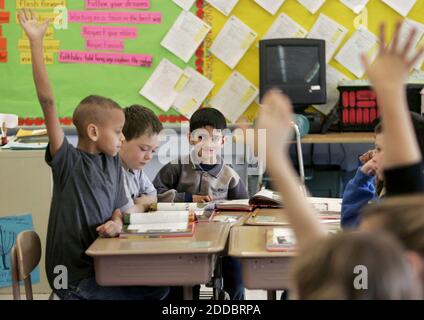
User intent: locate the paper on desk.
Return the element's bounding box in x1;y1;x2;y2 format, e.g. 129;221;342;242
308;197;342;212
262;13;307;40
210;16;257;69
209;71;258;123
313;65;351;115
140;59;190;111
340;0;369;14
297;0;326;14
335;27;379;78
161;11;211;63
398;19;424;71
128;222;188;232
172;0;196;11
254;0;286;15
307;14;348;63
172;67;215;118
206;0;239;16
382;0;416;17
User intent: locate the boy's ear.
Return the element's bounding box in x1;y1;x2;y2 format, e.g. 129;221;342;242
87;123;99;142
188;132;195;145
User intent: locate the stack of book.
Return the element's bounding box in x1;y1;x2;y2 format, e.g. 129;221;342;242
120;210;197;238
7;128;48;149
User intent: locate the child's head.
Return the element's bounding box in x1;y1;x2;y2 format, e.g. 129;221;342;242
360;195;424;290
293;231;421;299
372;112;424;181
189;108;227;164
73;95;125;156
120;105;163;170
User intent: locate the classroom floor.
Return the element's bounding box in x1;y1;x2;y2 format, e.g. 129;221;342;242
0;288;280;300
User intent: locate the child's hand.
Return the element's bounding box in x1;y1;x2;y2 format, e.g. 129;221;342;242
361;22;424;91
18;9;49;43
360;157;378;176
192;195;213;203
359;149;376;164
255;88;294;153
96;221;122;238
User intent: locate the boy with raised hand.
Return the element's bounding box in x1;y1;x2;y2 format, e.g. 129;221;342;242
19;9;168;300
360;22;424;196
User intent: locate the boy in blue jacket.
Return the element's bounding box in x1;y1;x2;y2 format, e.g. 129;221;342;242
342;113;424;228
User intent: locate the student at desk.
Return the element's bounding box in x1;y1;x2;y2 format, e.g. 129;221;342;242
19;9;168;300
118;105;163;213
341;113;424;229
153;108;248;300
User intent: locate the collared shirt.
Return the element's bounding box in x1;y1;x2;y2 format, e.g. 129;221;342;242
153;153;248;202
121;167;157;207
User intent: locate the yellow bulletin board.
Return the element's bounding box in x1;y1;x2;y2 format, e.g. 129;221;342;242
202;0;424;123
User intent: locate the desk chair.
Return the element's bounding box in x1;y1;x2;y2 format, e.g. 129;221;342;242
10;230;60;300
11;230;41;300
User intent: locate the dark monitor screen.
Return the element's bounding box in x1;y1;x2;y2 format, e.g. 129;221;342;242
266;46;320;85
260;39;326;107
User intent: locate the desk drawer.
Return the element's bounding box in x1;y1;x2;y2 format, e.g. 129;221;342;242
240;257;294;290
94;254;215;286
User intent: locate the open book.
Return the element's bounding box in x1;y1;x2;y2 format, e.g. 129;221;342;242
249;189;283;208
265;228;297;252
121;211;196;238
214;189;283;212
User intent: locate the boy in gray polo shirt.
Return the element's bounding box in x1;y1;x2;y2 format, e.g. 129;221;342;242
119;105;163;212
153;108;247;300
153;108;248;203
20;9;168;300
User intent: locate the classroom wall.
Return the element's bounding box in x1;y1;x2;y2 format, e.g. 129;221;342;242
0;0;423;125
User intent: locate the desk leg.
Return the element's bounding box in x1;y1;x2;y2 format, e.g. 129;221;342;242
267;290;276;300
212;256;224;300
183;286;193;300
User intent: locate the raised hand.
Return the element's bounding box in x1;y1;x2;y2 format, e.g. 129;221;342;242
361;22;424;91
255;88;294;153
18;8;49;42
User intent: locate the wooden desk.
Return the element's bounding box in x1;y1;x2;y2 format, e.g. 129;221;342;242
229;226;295;294
230;208;341;299
301;132;374;144
86;222;231;299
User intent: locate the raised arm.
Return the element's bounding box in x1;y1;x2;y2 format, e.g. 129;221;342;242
361;23;424;169
18;9;63;156
256;90;326;250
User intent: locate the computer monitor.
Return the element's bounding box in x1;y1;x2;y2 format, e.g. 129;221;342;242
259;38;327;110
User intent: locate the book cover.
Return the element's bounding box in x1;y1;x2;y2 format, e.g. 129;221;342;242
265;228;297;252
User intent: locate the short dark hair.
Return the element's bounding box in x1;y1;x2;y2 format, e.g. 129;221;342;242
73;95;122;138
123;105;163;141
373;112;424;154
189;108;227;132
